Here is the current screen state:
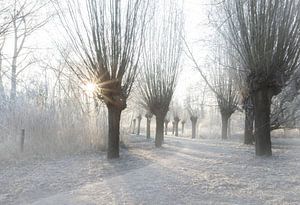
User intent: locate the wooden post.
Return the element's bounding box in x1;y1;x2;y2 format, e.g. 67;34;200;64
20;129;25;152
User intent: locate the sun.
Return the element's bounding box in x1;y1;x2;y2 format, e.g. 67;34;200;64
84;82;97;94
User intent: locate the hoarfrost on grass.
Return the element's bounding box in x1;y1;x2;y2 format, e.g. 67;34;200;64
1;135;300;205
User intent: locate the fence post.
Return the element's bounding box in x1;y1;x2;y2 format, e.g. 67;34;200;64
20;129;25;152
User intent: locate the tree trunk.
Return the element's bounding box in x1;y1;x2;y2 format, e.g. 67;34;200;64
181;122;185;134
244;107;254;144
164;121;169;135
227;117;231;138
172;121;175;135
174;119;179;136
132;119;136;134
191;117;197;139
137;116;142;135
146;117;151;139
221;113;229;140
191;121;196;139
107;105;122;159
254;88;272;156
155;116;164;147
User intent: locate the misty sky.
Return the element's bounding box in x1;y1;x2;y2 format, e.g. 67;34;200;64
2;0;214;104
175;0;213;103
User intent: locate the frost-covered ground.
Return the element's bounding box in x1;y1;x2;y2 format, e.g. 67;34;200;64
1;135;300;205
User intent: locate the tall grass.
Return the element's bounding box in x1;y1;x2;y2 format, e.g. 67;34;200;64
0;95;107;160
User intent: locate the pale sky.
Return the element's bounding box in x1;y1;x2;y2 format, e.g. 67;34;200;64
1;0;215;104
174;0;214;104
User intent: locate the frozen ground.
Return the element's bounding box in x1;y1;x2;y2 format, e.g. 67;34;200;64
1;135;300;205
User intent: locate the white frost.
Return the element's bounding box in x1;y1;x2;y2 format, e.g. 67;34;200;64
1;135;300;205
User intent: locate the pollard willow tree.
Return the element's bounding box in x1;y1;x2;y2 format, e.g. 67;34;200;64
214;69;239;140
170;102;181;136
224;0;300;156
239;55;300;144
185;40;238;140
186;101;199;139
54;0;149;159
132;88;152;139
185;88;205;139
139;0;183;147
211;47;239;140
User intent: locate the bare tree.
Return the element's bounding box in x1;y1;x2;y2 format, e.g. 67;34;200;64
210;47;239;140
8;0;51;103
184;38;240;140
131;85;152;139
184;84;207;139
139;0;183;147
0;2;14;101
224;0;300;156
54;0;150;158
185;94;200;139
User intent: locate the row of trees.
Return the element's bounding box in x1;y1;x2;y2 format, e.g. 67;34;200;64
52;0;184;158
202;0;300;156
183;0;300;156
2;0;300;159
57;0;300;158
225;0;300;156
131;100;205;140
138;1;183;147
1;0;183;158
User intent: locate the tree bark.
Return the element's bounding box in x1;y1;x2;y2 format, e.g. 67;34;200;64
191;117;197;139
172;121;175;135
164;120;169;135
244;107;254;144
146;117;151;139
254;88;272;156
181;122;185;134
107;105;122;159
174;117;180;136
227;117;231;138
132;119;136;134
221;113;229;140
155;115;164;147
137;115;142;135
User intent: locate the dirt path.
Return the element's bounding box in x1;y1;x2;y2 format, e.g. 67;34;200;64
1;136;300;205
